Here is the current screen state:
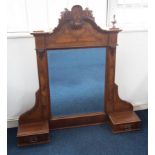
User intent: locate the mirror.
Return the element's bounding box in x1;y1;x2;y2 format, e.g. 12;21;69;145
47;47;106;116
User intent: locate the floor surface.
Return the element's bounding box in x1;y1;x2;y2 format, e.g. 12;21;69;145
7;110;148;155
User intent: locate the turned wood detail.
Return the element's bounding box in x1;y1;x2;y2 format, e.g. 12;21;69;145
18;5;133;127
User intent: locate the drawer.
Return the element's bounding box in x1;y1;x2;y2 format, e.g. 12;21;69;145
108;111;141;133
18;133;50;146
111;122;141;133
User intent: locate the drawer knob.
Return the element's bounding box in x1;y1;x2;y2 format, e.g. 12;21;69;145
124;124;132;130
30;136;38;143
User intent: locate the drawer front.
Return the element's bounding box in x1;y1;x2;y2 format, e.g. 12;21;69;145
112;122;141;133
18;133;50;146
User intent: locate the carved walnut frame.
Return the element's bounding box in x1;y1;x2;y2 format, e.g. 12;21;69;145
18;5;133;129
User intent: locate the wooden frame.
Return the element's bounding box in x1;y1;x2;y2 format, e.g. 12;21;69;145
17;5;141;146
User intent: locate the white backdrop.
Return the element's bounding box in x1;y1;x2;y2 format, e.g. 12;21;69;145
7;31;148;127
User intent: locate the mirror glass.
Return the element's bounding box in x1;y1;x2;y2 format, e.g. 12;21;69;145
47;47;106;116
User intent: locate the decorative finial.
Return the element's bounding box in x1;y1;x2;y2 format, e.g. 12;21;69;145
109;14;120;31
111;14;116;29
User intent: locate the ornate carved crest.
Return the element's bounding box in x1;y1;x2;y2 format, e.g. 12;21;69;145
32;5;121;49
58;5;94;29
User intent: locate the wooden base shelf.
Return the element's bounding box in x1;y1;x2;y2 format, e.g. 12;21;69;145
50;112;107;130
108;111;141;133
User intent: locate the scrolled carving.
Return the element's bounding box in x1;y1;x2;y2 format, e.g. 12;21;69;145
58;5;94;29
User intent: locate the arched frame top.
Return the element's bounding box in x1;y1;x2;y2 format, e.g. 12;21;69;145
31;5;121;50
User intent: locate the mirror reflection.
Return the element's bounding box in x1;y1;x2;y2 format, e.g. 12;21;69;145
47;48;106;116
